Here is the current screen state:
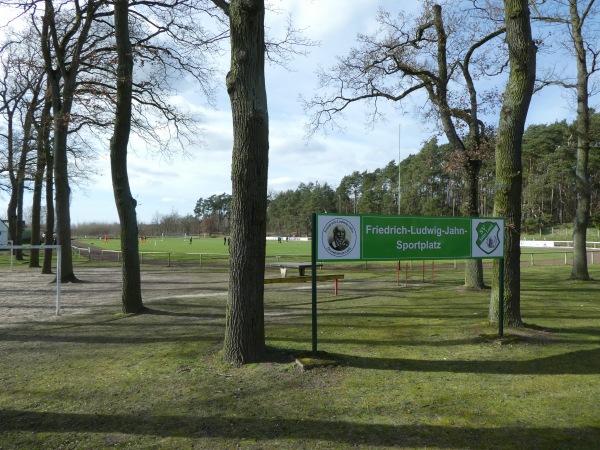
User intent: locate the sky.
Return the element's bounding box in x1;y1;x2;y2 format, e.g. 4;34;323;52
0;0;583;225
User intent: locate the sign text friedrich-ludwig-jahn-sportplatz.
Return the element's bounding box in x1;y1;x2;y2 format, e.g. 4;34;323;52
316;215;504;262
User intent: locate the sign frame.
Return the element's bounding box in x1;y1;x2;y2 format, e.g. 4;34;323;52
316;214;504;261
310;214;506;356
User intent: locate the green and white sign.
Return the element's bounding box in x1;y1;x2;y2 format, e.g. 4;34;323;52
316;214;504;261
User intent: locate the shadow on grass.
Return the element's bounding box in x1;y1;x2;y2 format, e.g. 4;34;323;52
0;410;597;448
521;322;600;338
142;307;225;319
0;309;225;345
335;346;600;374
0;333;222;345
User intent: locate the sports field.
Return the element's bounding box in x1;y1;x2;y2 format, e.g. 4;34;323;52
1;251;599;448
62;236;600;270
2;235;595;272
77;235;312;256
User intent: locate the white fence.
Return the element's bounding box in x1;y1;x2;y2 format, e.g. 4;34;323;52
520;240;600;249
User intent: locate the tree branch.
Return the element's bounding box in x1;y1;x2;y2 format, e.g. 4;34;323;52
211;0;230;16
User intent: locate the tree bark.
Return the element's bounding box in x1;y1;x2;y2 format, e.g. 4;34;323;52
219;0;268;366
10;114;31;260
42;81;55;275
463;160;485;288
52;110;77;281
490;0;536;327
29;126;46;268
40;0;98;282
570;0;591;280
16;78;42;258
111;0;144;313
42;148;55;274
5;111;22;259
42;1;76;282
431;5;485;289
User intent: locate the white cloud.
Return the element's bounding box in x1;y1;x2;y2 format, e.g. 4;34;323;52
0;2;588;224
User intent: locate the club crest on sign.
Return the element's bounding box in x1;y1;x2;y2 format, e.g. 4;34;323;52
475;221;501;254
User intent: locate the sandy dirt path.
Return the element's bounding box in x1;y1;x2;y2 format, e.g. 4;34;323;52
0;267;229;328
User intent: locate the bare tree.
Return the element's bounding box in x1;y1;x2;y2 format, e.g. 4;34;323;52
0;33;44;259
30;82;52;269
0;0;223;284
103;0;225;311
110;0;144;313
0;43;24;252
16;75;44;259
39;0;113;282
304;2;506;288
212;0;269;366
489;0;537;327
532;0;599;280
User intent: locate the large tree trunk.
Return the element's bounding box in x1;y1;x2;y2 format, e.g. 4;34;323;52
490;0;536;327
222;0;268;366
111;0;144;314
6;192;17;244
41;0;95;283
41;1;75;282
22;80;45;268
570;0;591;280
40;81;55;274
15;172;25;258
15;85;40;263
6;114;22;259
42;142;55;275
432;4;485;289
29;133;46;268
463;159;485;288
53;119;77;282
10;133;28;260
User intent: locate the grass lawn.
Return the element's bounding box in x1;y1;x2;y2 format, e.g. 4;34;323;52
64;236;597;271
75;236;313;258
67;237;315;268
1;261;600;449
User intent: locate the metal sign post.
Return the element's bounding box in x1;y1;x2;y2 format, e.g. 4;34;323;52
311;213;318;356
499;258;504;337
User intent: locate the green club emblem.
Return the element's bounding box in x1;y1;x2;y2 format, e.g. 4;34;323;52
476;221;501;254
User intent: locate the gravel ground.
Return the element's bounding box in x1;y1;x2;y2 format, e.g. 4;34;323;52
0;267;229;328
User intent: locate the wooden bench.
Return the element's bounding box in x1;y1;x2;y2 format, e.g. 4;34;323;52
269;262;323;277
264;274;344;295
